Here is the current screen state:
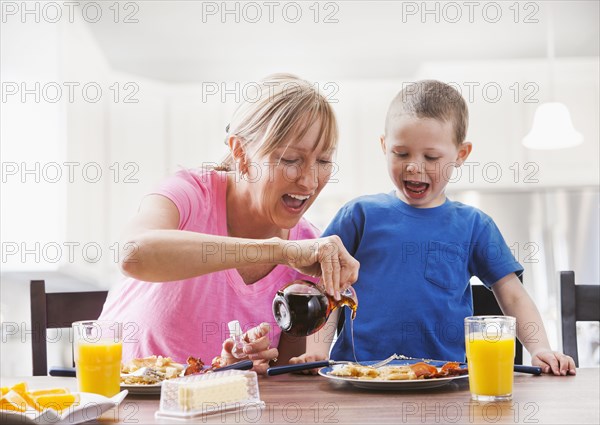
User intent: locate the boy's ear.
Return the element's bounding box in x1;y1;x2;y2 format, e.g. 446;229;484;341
379;135;387;154
455;141;473;167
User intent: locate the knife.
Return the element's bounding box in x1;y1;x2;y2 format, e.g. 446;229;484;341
49;359;253;378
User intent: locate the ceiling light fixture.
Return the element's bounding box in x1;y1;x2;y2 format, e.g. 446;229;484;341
522;4;583;150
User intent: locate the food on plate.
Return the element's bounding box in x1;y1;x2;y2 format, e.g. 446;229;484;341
329;361;467;381
183;356;205;376
0;382;78;413
121;355;185;385
183;356;229;376
120;354;234;385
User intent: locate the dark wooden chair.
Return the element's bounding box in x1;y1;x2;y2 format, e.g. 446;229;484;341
30;279;108;376
560;270;600;367
472;284;524;365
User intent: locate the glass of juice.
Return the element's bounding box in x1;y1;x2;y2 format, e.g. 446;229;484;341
465;316;516;402
72;320;122;397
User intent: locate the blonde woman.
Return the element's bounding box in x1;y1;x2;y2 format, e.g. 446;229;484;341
99;74;359;374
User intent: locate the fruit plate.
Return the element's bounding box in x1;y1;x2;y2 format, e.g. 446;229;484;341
0;390;127;424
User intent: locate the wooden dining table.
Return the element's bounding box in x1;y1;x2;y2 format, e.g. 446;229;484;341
2;368;598;424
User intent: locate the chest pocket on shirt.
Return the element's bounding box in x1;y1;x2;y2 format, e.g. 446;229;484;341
424;241;466;290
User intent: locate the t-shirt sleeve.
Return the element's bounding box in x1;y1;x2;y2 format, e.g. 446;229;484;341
469;217;524;288
322;203;362;256
150;169;212;230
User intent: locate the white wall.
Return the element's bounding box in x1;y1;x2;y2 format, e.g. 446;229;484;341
418;59;600;190
4;18;597;281
1;20;65;271
1;19;598;375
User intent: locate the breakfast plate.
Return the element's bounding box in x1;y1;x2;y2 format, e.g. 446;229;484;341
0;390;128;425
318;359;469;391
120;382;162;395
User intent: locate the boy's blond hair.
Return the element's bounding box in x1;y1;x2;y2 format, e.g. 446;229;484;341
384;80;468;145
216;73;338;171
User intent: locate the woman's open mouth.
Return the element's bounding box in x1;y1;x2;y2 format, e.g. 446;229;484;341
281;193;311;212
403;180;430;200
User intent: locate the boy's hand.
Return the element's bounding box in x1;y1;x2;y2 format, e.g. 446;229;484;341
288;353;328;375
531;350;576;375
220;323;278;375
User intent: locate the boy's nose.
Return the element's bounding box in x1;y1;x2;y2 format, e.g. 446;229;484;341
406;162;419;173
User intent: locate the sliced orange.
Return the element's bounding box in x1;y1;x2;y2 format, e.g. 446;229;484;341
34;393;79;412
11;382;43;411
30;388;69;397
0;390;28;412
8;382;27;394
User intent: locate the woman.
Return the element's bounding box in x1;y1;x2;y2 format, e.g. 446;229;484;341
99;74;359;374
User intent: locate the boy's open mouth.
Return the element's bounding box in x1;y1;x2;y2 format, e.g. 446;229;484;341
404;180;430;198
282;193;310;210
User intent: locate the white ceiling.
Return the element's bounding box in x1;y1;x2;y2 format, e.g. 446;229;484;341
85;1;599;83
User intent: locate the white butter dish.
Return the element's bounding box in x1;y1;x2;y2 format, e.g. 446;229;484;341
155;370;265;421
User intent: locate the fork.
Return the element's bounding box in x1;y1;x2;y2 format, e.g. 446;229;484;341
121;367;165;381
266;353;399;376
395;354;542;375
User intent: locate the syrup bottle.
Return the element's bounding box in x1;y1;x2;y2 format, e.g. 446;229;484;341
272;280;358;337
227;320;248;359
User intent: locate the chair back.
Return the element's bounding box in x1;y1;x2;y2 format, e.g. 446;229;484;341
472;284;524;365
560;270;600;367
30;279;108;376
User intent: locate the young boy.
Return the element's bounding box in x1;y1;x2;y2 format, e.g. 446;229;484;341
292;80;575;375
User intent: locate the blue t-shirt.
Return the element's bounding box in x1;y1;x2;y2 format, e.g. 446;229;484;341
323;192;523;362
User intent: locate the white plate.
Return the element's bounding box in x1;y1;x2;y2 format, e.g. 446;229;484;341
120;382;162;395
0;390;128;425
318;360;469;391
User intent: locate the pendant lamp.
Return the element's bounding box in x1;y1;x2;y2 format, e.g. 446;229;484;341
522;5;583;150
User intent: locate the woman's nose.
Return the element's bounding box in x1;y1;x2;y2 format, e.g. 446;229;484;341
296;164;319;190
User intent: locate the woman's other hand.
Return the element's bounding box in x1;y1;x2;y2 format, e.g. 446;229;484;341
220;322;278;375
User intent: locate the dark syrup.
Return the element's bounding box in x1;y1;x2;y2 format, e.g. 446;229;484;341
273;291;358;337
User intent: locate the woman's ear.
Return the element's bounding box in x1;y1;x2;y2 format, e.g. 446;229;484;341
227;136;249;174
455;141;473;167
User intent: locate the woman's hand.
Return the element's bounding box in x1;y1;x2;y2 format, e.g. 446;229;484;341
288;353;329;375
283;236;360;300
531;350;576;375
220;323;278;375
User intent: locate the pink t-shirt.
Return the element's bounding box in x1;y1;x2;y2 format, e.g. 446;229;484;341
99;169;320;363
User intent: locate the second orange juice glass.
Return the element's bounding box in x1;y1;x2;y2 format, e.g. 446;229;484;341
465;316;516;401
73;320;122;397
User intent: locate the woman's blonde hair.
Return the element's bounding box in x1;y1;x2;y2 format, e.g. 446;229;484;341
215;73;338;171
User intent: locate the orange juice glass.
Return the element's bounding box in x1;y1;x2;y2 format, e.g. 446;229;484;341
73;320;122;397
465;316;516;401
